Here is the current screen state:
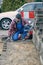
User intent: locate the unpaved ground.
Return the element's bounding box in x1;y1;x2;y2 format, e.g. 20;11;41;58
0;30;8;54
0;41;41;65
0;30;41;65
0;42;3;54
0;30;8;36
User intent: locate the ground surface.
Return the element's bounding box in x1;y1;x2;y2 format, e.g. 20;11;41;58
0;30;41;65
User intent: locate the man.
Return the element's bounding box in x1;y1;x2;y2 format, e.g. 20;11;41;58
8;13;29;41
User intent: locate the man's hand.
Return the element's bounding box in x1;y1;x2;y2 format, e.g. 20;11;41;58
18;34;21;39
7;36;10;39
8;36;11;39
24;24;29;27
6;36;11;41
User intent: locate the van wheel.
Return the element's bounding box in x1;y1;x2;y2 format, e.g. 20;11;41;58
1;18;12;30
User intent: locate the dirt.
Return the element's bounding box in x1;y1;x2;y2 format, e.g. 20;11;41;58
0;41;41;65
0;42;3;54
0;30;41;65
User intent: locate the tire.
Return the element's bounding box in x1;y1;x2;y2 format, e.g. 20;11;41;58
1;18;12;30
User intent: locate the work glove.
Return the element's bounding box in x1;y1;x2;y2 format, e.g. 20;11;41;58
24;24;29;27
7;36;11;41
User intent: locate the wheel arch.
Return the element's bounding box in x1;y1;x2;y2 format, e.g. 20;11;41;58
0;17;12;22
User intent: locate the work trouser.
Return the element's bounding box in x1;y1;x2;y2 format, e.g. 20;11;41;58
12;29;27;41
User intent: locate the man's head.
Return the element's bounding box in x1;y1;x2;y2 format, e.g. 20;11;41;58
16;13;22;22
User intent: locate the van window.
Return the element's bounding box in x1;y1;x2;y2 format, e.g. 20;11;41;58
36;3;43;8
23;4;35;12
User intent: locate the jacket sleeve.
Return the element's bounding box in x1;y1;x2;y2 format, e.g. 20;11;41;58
8;20;16;37
22;19;29;26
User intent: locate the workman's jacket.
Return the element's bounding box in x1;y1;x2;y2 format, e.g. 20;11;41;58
8;18;29;37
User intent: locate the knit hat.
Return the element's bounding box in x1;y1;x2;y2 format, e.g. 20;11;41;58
16;14;21;19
